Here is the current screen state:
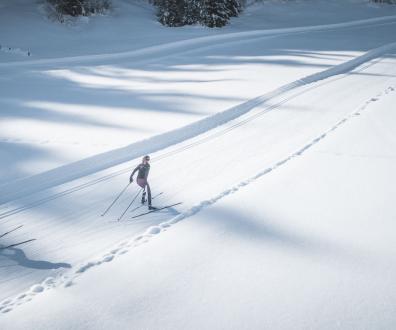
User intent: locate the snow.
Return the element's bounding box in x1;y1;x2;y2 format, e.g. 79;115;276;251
1;0;396;328
2;0;396;187
3;39;396;204
2;79;396;328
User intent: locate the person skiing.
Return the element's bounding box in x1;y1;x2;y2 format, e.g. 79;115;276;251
129;155;156;210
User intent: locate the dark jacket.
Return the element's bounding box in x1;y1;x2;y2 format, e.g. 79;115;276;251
130;163;150;182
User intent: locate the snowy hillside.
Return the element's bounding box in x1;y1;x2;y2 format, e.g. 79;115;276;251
1;0;396;328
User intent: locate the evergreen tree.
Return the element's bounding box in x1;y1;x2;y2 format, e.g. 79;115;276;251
157;0;185;27
200;0;229;28
372;0;396;3
226;0;242;18
47;0;110;17
154;0;245;28
184;0;200;25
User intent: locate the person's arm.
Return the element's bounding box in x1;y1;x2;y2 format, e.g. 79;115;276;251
130;165;140;183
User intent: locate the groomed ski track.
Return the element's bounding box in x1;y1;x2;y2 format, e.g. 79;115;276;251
1;25;396;313
0;14;395;69
1;23;396;204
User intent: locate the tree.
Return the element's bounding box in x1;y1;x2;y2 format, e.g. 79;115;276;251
372;0;396;3
47;0;111;18
157;0;185;27
226;0;242;17
200;0;229;28
184;0;201;25
154;0;245;28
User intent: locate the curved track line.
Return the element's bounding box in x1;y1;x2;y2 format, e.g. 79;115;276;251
1;41;396;206
0;57;382;220
0;15;395;69
2;85;394;315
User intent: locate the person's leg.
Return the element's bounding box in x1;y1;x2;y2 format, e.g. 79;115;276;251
146;183;152;206
137;179;146;204
141;187;146;204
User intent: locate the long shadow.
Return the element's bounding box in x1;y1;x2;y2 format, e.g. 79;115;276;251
1;98;137;131
202;205;359;262
0;141;54;186
0;16;394;267
204;206;309;248
0;247;71;270
0;10;394;304
2;21;395;125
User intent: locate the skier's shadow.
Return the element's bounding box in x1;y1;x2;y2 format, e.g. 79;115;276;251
0;247;71;270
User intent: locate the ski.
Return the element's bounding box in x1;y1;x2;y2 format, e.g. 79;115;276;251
0;238;36;250
131;202;182;219
130;192;164;213
0;225;23;239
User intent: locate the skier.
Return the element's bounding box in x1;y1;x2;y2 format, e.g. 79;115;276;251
129;155;156;210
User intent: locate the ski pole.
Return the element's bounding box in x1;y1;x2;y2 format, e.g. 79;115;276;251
117;188;143;221
0;238;36;250
101;182;131;217
0;225;23;239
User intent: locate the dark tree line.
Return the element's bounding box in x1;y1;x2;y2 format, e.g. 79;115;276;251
372;0;396;3
46;0;244;27
154;0;244;28
45;0;396;27
47;0;111;17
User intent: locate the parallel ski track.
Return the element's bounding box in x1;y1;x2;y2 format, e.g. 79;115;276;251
2;83;394;315
0;15;395;69
1;41;395;218
1;18;396;203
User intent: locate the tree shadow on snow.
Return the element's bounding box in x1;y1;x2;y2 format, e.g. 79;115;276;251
202;205;364;264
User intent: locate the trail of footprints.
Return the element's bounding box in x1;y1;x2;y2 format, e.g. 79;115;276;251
1;85;394;315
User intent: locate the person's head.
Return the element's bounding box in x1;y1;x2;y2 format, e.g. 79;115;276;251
142;155;150;164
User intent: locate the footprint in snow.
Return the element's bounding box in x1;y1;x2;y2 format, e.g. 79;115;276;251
146;226;161;235
30;284;44;293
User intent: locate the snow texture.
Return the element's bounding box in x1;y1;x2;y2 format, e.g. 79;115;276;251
1;0;396;328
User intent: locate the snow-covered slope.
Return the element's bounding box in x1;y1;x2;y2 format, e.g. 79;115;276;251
1;0;396;61
1;43;396;330
2;0;396;186
0;0;396;328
